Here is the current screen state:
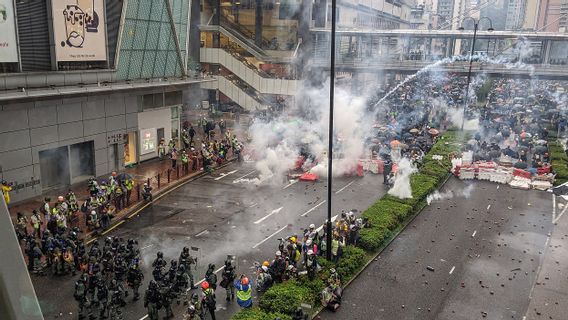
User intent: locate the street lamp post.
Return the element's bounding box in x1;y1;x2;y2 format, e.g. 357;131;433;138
458;17;493;131
326;0;338;261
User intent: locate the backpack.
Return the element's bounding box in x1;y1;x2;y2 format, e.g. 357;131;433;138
205;291;216;308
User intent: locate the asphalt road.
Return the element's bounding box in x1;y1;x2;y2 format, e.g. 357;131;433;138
320;178;559;320
33;162;387;319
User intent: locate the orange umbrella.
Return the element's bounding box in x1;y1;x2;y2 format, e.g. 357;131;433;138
428;128;439;136
390;140;401;148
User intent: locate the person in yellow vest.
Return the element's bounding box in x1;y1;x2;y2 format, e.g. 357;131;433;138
234;275;253;308
1;180;12;205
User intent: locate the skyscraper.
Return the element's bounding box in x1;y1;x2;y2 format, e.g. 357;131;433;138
505;0;528;30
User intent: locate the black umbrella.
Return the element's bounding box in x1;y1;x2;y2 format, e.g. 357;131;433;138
513;161;528;169
489;150;502;159
534;146;548;155
117;173;134;181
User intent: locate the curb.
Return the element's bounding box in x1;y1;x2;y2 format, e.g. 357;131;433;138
312;173;453;318
85;160;236;245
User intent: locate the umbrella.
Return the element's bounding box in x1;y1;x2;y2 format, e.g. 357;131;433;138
534;146;548;155
513;161;528;169
409;128;419;134
489;150;502;159
117;173;133;181
390;140;401;148
535;139;547;145
428;128;439;136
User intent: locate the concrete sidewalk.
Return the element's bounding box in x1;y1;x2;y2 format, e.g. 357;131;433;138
7;157;206;241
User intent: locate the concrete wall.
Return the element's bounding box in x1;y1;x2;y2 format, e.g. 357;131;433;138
0;93;140;203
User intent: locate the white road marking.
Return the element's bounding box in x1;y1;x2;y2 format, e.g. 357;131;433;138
472;230;477;237
252;225;288;249
335;180;356;194
553;200;568;224
487;204;491;210
301;200;327;217
449;266;455;275
497;185;500;189
215;170;238;181
552;194;556;222
141;244;154;250
283;180;299;189
248;202;258;208
233;170;256;183
254;207;284;224
196;230;209;237
316;215;339;233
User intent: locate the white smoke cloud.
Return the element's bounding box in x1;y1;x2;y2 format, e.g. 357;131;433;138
388;157;417;199
426;184;475;205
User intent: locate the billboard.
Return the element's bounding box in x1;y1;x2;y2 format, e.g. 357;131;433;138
51;0;107;61
0;0;19;62
140;128;157;155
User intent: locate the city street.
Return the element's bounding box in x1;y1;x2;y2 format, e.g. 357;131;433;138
321;178;560;320
32;162;387;319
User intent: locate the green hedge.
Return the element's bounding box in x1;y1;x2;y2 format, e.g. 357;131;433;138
549;139;568;185
259;281;315;315
231;307;292;320
231;132;466;319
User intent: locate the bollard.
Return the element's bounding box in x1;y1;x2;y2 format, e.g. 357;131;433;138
147;177;150;186
136;184;141;201
157;174;161;188
167;169;171;183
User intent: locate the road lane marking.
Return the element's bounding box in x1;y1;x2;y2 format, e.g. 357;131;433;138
196;230;209;237
233;170;256;183
449;266;455;274
552;194;556;221
248;202;258;208
141;244;154;250
553;200;568;224
335;180;356;194
316;215;339;233
301;200;326;217
252;225;288;249
215;170;238;180
101;221;124;236
283;180;298;189
487;204;491;210
254;207;284;224
472;230;477;237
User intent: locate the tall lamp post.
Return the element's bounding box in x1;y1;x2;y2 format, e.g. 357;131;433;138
458;17;493;131
326;0;338;261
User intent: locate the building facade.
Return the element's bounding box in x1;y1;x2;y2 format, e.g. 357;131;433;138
0;0;208;203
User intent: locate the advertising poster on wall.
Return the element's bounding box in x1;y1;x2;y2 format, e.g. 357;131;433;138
140;128;157;155
0;0;19;62
51;0;107;61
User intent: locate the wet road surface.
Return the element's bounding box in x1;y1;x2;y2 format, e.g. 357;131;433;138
33;162;386;319
321;178;560;320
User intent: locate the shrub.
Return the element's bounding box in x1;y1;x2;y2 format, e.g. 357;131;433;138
359;226;390;251
232;307;292;320
259;281;314;315
336;246;366;282
548;138;568;185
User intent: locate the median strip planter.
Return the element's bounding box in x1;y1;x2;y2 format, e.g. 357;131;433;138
231;130;468;319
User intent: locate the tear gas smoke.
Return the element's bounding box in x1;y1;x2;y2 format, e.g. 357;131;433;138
427;184;475;205
388;158;417;199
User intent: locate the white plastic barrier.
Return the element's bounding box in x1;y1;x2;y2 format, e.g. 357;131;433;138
459;169;476;180
477;169;494;181
531;180;552;191
509;176;531;190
